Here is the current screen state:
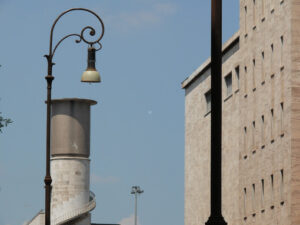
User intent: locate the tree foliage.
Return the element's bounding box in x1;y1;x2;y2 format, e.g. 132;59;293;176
0;112;12;132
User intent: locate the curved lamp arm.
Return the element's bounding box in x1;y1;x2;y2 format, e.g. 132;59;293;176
45;8;105;75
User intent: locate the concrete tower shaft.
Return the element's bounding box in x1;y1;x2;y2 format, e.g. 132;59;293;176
50;98;97;225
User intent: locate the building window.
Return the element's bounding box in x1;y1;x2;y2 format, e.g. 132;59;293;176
280;169;284;204
245;6;248;35
244;188;247;217
271;174;274;208
244;66;248;97
235;66;240;90
244;126;248;152
270;0;275;13
261;179;265;210
271;109;274;142
271;44;274;75
252;184;256;214
280;102;284;135
261;115;265;148
261;0;265;21
225;72;232;97
280;36;284;68
253;0;256;29
205;90;211;113
252;59;256;90
281;67;285;101
252;121;256;149
261;51;265;84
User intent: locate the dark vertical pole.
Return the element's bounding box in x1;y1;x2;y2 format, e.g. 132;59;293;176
205;0;227;224
45;59;54;225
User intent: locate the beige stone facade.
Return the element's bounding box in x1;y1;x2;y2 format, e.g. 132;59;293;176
182;1;300;225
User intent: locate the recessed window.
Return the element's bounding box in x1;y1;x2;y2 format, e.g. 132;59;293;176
261;179;265;208
270;44;274;74
261;115;265;147
261;51;265;84
281;36;284;67
270;1;275;13
244;188;247;216
253;0;256;29
244;6;248;35
252;121;256;148
244;126;247;151
271;44;274;52
280;169;284;203
280;102;284;135
271;174;274;206
261;0;265;20
235;66;240;90
225;73;232;96
244;66;248;96
252;59;256;90
252;184;256;213
205;90;211;113
271;109;274;141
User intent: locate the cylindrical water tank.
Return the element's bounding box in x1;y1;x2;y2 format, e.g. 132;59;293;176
50;98;97;157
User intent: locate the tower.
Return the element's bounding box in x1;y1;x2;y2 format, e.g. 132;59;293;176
50;98;96;225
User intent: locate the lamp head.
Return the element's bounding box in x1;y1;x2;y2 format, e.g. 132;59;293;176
81;47;101;83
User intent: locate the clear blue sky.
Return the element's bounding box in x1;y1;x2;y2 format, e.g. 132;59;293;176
0;1;239;225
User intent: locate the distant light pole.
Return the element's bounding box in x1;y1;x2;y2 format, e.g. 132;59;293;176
205;0;227;225
131;186;144;225
43;8;104;225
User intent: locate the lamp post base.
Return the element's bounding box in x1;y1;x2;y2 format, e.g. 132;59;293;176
205;215;227;225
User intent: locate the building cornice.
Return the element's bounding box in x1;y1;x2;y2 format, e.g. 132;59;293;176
181;31;240;89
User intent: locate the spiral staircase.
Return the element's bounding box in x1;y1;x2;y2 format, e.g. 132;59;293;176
51;191;96;225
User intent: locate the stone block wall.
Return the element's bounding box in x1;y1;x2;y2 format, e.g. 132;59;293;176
183;0;300;225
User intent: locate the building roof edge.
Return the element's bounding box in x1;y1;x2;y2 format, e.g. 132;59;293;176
181;30;240;89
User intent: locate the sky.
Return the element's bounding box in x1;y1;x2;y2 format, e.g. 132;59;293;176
0;1;239;225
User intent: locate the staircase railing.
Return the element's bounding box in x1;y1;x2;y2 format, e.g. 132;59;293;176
51;191;96;225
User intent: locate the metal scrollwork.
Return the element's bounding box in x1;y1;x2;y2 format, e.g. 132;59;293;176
46;8;105;62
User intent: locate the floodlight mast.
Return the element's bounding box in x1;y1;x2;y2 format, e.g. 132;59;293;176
131;186;144;225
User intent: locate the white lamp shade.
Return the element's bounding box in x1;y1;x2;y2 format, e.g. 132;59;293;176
81;70;101;83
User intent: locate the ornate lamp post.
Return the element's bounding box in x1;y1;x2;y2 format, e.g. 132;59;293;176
205;1;227;225
43;8;104;225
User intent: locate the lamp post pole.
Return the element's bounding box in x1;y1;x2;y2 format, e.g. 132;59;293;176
205;1;227;225
43;8;104;225
131;186;144;225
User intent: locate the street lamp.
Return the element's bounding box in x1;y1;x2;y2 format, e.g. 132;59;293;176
43;8;104;225
205;1;227;225
131;186;144;225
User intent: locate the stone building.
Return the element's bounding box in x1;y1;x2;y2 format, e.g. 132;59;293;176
182;1;300;225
